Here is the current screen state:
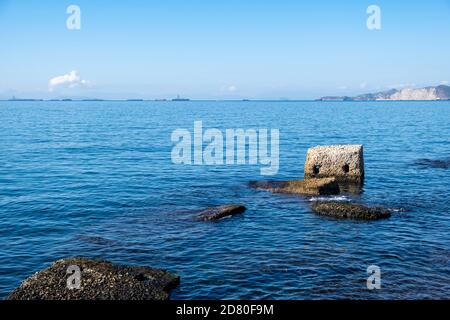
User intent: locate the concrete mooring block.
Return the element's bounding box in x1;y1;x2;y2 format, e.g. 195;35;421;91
304;145;364;183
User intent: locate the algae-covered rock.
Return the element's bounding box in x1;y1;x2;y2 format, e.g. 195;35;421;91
311;201;391;220
8;257;180;300
250;178;340;196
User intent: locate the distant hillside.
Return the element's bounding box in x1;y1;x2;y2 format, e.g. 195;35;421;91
318;85;450;101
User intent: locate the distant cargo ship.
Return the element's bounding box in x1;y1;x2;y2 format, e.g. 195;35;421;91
172;95;190;101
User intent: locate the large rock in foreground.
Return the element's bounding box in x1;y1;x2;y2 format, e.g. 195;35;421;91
197;204;246;221
311;201;391;220
304;145;364;183
8;257;180;300
250;178;340;196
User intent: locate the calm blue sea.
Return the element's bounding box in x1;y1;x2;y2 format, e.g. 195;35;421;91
0;100;449;299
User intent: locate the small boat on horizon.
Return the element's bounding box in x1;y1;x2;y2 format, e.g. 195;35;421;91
172;95;190;101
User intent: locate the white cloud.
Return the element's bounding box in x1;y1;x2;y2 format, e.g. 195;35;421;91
227;85;237;92
440;80;449;85
48;70;89;91
220;84;238;93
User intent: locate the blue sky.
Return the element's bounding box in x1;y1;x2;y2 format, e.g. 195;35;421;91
1;0;449;99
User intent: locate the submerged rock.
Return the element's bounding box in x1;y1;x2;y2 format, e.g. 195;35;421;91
304;145;364;183
74;235;116;246
197;204;246;221
8;257;180;300
414;158;450;169
250;177;340;196
311;201;391;220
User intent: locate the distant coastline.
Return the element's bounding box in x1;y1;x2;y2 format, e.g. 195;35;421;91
3;98;450;102
318;85;450;101
3;85;450;102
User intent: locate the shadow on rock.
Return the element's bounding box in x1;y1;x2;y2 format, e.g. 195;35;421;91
337;181;365;195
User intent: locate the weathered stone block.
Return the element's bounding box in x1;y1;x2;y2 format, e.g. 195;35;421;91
304;145;364;183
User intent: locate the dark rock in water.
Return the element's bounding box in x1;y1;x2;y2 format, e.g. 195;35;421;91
197;204;246;221
414;158;450;169
311;201;391;220
250;178;340;196
7;257;180;300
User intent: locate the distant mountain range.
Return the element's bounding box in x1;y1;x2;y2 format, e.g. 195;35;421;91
318;85;450;101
